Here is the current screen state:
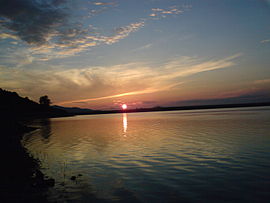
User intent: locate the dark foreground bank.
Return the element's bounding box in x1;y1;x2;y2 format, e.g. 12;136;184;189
0;88;72;201
0;119;55;202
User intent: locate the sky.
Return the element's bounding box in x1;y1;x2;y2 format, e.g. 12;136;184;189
0;0;270;110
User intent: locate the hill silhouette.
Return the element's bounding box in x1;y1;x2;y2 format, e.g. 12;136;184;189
0;88;64;201
0;88;69;119
53;105;95;114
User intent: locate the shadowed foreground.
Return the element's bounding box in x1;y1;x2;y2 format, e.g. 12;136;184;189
0;88;71;201
0;119;55;202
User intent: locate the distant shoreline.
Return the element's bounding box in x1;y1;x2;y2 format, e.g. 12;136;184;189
64;101;270;116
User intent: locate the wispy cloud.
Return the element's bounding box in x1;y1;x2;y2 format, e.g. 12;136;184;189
253;78;270;84
0;20;144;62
58;81;184;105
93;2;117;6
149;7;183;18
0;54;241;106
0;0;69;45
0;33;19;40
94;22;145;45
157;53;242;80
132;43;153;52
260;39;270;43
0;1;187;63
0;0;123;60
54;54;242;105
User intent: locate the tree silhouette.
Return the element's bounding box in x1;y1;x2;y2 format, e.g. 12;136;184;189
39;95;51;107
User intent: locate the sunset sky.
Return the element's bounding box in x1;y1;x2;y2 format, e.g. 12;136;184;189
0;0;270;109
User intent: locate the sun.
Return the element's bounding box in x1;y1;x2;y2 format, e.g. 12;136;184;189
121;104;127;110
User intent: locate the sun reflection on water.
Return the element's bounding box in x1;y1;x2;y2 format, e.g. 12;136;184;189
122;113;127;135
22;109;270;202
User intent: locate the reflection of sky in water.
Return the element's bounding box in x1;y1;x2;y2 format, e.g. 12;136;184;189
22;108;270;202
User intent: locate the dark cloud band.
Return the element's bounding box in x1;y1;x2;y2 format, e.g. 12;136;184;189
0;0;68;45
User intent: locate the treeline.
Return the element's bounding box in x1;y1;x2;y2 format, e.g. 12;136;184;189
0;88;59;201
0;88;69;119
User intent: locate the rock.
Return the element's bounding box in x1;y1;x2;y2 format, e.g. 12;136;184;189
44;178;55;187
70;176;76;181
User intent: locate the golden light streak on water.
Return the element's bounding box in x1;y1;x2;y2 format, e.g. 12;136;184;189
122;113;127;135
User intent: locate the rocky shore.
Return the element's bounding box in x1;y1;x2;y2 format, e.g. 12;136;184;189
1;119;54;202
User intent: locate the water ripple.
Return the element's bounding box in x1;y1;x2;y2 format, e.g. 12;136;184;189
22;108;270;202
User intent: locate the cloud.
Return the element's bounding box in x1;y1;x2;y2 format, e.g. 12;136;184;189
0;48;34;67
0;20;144;62
132;43;152;52
58;81;184;105
260;39;270;43
0;0;138;60
0;0;69;45
102;22;145;44
30;21;144;59
0;0;142;58
0;33;19;40
0;0;144;61
0;1;190;62
93;2;116;6
54;54;242;105
0;54;241;106
149;7;183;18
253;78;270;84
83;21;145;45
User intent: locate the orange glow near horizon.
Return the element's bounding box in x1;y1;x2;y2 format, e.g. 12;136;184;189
122;104;127;110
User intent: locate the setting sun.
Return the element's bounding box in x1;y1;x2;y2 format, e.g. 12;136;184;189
122;104;127;110
1;0;270;202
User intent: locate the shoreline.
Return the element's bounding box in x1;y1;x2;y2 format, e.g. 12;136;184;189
56;101;270;117
1;119;54;202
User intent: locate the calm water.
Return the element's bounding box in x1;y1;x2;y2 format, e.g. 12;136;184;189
23;107;270;202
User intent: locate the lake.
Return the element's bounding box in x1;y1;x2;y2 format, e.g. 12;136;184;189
22;107;270;202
